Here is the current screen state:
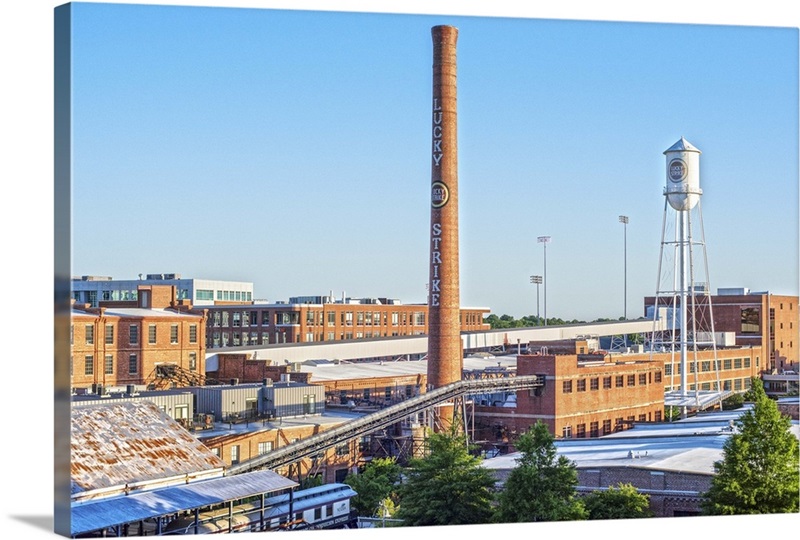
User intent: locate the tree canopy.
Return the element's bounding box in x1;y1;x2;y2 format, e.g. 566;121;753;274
582;483;653;520
494;421;587;523
344;457;402;517
701;378;800;515
395;426;496;526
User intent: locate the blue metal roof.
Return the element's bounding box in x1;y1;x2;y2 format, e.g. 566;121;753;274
71;470;298;536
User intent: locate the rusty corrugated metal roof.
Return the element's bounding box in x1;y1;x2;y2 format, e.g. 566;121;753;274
71;401;225;495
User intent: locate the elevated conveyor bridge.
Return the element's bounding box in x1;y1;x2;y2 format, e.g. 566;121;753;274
227;374;544;475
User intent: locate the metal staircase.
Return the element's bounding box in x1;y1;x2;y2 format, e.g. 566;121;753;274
227;374;544;475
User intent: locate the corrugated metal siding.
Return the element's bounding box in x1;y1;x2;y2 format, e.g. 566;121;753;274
270;384;326;418
73;393;195;419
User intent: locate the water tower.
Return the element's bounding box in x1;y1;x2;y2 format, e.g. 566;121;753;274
650;137;721;417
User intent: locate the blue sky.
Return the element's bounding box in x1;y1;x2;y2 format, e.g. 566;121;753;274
65;2;799;322
60;3;800;320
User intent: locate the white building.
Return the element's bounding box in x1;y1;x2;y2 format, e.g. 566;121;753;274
71;273;255;307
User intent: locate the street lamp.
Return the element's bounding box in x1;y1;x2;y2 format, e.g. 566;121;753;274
530;275;542;326
619;215;629;320
537;236;551;326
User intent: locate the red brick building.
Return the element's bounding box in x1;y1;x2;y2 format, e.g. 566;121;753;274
203;300;489;348
70;285;207;392
644;290;798;373
473;339;762;444
199;416;364;484
512;348;665;439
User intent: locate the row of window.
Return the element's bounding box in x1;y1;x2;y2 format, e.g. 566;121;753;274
210;310;429;328
562;372;662;393
72;353;197;377
209;329;425;347
665;377;752;392
561;412;663;439
73;324;198;346
663;356;754;376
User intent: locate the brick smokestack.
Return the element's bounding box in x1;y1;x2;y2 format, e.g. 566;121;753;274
427;25;462;428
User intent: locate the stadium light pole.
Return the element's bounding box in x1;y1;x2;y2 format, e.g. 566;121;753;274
619;215;629;320
537;236;551;326
530;275;542;326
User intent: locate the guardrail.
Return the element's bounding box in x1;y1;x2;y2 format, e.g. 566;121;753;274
227;374;544;475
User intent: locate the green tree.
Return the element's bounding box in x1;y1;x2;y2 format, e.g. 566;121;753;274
701;378;799;515
582;483;653;520
396;425;496;526
494;421;587;523
344;457;402;517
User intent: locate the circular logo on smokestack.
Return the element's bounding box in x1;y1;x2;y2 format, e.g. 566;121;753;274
431;181;449;208
668;159;687;183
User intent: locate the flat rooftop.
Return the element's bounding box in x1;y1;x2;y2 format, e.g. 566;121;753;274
481;405;800;476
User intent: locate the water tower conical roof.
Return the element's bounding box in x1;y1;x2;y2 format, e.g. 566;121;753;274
664;137;701;155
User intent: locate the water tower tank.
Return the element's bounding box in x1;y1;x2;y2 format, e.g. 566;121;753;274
663;137;702;211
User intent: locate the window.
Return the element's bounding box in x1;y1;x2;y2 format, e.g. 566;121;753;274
233;312;241;327
744;357;751;368
336;443;350;456
128;354;138;374
84;355;94;376
222;311;229;326
590;421;599;438
327;311;335;326
602;419;612;435
230;445;240;464
250;311;258;326
665;364;672;376
654;371;662;383
639;414;647;422
303;394;316;414
615;375;624;388
590;378;599;391
170;324;179;344
562;426;572;439
391;312;399;326
129;324;139;345
603;376;612;389
356;312;364;326
413;312;426;326
734;358;742;369
189;325;197;343
562;380;573;393
212;312;221;327
576;424;586;438
723;358;732;370
189;353;197;371
85;325;94;345
741;307;760;333
627;375;636;386
148;324;157;344
105;324;114;344
639;373;647;385
654;410;662;422
258;441;273;455
577;379;586;392
104;354;113;375
196;289;214;301
242;311;250;326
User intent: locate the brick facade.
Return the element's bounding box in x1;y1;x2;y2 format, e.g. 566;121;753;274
644;293;798;372
203;303;489;349
70;285;207;391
